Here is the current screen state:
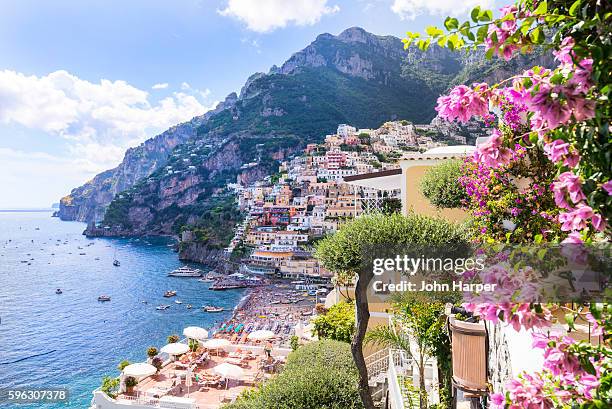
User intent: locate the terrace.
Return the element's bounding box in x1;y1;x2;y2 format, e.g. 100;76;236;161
91;336;293;409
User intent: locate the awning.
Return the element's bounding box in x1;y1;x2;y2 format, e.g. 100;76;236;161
343;169;402;190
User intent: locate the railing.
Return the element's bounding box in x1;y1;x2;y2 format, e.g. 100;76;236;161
365;348;390;381
388;349;418;409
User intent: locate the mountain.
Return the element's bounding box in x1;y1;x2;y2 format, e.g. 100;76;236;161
59;26;547;240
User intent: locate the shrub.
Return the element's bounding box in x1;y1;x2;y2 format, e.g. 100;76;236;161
312;301;355;343
225;340;363;409
167;334;179;343
189;339;199;352
147;347;158;358
419;159;466;208
100;376;120;398
117;360;130;371
290;336;299;351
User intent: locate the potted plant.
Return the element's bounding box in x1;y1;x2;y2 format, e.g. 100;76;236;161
147;347;158;363
151;357;163;374
188;339;199;352
167;334;179;343
124;376;138;394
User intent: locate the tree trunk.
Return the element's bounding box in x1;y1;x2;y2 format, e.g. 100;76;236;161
352;272;375;409
419;354;427;409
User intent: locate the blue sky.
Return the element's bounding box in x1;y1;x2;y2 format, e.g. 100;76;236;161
0;0;498;208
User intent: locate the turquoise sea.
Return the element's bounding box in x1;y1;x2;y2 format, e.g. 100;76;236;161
0;211;245;408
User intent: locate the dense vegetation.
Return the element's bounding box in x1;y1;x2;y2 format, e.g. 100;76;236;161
225;340;363;409
312;301;356;343
420;160;467;208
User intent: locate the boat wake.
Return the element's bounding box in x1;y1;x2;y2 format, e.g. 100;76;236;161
0;349;56;365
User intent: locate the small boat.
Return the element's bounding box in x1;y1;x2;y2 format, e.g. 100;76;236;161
168;266;202;277
55;288;62;294
163;290;177;298
186;304;192;309
156;304;170;310
271;300;280;304
175;300;183;304
202;305;224;313
113;260;120;267
198;277;215;283
98;295;111;302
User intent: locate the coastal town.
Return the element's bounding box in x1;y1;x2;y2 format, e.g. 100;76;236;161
220;118;488;281
87;117;491;409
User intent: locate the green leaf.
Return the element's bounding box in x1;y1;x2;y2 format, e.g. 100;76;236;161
470;6;481;23
569;0;581;17
444;17;459;30
479;10;493;22
476;25;489;42
534;0;547;16
530;26;544;44
426;26;444;37
565;313;576;330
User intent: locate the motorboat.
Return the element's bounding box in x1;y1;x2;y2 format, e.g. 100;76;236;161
156;304;170;310
186;304;192;309
98;295;111;302
163;290;177;298
175;300;183;304
113;260;120;267
168;266;202;277
202;305;224;313
55;288;62;294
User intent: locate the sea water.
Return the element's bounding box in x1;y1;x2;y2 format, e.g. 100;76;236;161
0;211;244;408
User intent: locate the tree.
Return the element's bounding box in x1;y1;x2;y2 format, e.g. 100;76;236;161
225;340;363;409
315;213;468;409
312;301;355;343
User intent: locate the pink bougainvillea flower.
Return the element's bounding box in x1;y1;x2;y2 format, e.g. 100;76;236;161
551;172;586;209
558;205;605;232
553;37;576;65
435;84;489;123
474;129;512;168
561;231;583;244
544;139;570;163
602;180;612;196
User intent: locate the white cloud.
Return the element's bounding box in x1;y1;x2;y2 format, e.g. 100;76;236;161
152;82;169;89
0;70;215;172
219;0;339;33
390;0;494;20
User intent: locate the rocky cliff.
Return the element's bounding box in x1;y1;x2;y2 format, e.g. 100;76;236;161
64;26;548;244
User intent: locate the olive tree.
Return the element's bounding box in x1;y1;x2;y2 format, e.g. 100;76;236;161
314;213;468;409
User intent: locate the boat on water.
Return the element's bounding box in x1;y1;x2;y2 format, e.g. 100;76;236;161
174;300;183;304
113;260;120;267
55;288;62;294
97;295;111;302
202;305;224;313
186;304;192;309
156;304;170;310
168;266;202;277
163;290;177;298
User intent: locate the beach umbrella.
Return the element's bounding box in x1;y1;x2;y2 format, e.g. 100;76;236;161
212;362;244;381
183;326;209;340
201;338;231;349
161;342;190;355
248;330;274;341
123;363;157;378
